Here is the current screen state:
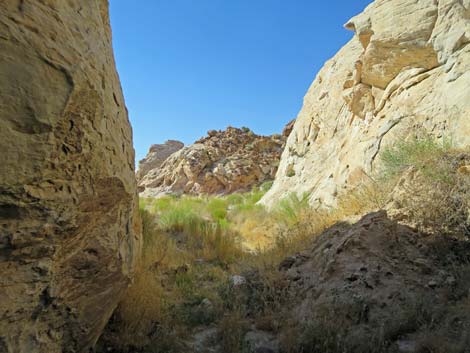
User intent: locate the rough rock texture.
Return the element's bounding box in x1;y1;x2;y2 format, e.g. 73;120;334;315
262;0;470;207
136;140;184;182
139;127;285;197
276;211;470;352
0;1;140;352
282;119;296;139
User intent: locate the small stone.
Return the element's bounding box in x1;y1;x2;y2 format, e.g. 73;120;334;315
445;276;456;286
278;256;296;271
396;339;417;353
201;298;213;308
231;275;246;287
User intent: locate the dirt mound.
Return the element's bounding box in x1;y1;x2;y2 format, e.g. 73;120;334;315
275;211;470;352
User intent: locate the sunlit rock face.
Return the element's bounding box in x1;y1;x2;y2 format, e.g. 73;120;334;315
139;127;286;197
261;0;470;208
136;140;184;182
0;1;141;352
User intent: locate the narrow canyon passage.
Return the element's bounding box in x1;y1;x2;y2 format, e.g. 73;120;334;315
0;0;469;353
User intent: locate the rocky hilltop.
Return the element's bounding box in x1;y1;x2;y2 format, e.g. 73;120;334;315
262;0;470;207
136;140;184;182
139;127;286;197
0;1;140;352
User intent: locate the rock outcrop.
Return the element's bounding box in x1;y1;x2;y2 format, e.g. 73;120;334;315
261;0;470;207
0;1;140;352
139;127;285;197
136;140;184;181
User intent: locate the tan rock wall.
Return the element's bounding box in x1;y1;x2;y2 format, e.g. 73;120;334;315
261;0;470;208
0;1;140;352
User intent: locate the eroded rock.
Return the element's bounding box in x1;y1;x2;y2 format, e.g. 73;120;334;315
0;1;140;352
139;127;285;197
136;140;184;181
261;0;470;208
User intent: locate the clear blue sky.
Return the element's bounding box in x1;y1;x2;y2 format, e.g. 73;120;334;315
109;1;372;162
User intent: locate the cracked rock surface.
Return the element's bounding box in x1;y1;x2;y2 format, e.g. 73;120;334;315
261;0;470;208
0;1;140;352
139;127;286;197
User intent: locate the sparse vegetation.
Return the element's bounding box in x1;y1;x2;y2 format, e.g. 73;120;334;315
379;136;469;237
101;136;469;353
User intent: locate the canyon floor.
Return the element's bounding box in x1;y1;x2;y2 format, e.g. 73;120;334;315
97;138;470;353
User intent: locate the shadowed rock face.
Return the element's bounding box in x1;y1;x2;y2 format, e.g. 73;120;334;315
0;1;141;352
276;211;470;352
261;0;470;208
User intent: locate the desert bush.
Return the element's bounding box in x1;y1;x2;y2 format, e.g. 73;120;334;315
379;137;469;237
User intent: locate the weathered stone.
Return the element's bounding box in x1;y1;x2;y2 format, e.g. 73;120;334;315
261;0;470;208
139;127;285;197
282;119;296;138
136;140;184;181
0;1;140;352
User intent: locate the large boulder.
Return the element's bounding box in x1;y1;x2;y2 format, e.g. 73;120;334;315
139;127;285;197
261;0;470;208
0;1;140;352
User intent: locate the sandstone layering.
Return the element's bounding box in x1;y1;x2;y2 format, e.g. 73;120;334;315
139;127;285;197
0;1;140;352
262;0;470;207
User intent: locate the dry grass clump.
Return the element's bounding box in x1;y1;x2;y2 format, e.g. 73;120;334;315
103;203;243;351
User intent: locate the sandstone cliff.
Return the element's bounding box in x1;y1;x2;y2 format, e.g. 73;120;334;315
139;127;285;197
0;1;140;352
136;140;184;182
261;0;470;207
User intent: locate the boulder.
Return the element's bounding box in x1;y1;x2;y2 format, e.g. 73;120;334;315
277;211;470;352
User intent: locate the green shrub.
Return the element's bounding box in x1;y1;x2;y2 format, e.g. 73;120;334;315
380;136;452;180
207;197;229;221
379;136;469;237
275;192;310;226
260;180;273;192
151;195;176;213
